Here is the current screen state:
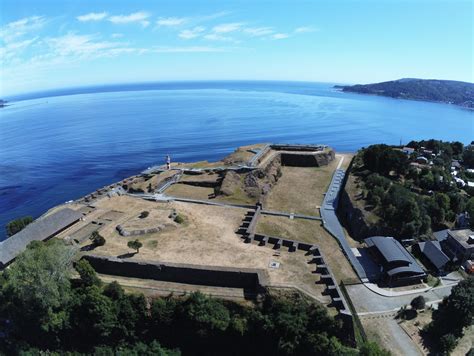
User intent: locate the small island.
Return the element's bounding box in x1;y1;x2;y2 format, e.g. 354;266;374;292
336;78;474;108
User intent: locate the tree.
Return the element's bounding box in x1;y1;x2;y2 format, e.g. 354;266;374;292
178;292;230;337
463;146;474;168
90;231;106;247
466;197;474;227
429;277;474;338
6;216;33;237
93;340;180;356
2;240;75;345
70;285;117;344
128;239;143;253
103;281;125;300
411;295;426;310
75;259;101;287
438;333;457;354
362;145;407;176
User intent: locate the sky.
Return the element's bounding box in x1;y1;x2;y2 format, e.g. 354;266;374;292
0;0;472;96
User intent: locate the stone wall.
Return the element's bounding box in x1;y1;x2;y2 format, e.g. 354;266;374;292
83;255;268;292
280;149;335;167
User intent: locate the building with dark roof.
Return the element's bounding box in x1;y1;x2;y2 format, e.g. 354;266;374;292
444;229;474;263
415;240;450;275
433;229;449;243
364;236;426;285
0;208;82;268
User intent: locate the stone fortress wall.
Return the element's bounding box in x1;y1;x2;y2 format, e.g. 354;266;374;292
82;255;268;293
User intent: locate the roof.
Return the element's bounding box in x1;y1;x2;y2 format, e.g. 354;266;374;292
386;266;425;277
365;236;425;277
418;241;450;270
448;229;474;250
365;236;413;264
0;208;82;267
433;229;449;242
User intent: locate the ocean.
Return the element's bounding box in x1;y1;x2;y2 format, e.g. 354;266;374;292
0;81;472;240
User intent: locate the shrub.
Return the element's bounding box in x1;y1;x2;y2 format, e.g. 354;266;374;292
75;259;101;287
411;295;426;310
128;239;143;253
174;214;185;224
90;231;106;247
6;216;33;237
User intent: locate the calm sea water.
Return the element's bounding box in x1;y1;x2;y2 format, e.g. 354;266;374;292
0;81;472;240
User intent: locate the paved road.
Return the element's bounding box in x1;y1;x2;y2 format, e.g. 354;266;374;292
346;283;453;313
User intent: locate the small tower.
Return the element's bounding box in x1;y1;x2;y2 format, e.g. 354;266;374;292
166;154;171;170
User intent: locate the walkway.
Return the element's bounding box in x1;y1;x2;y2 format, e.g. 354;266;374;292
346;283;453;313
320;169;368;281
363;279;459;297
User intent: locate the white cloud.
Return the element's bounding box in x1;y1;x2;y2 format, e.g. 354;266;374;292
156;17;187;27
0;16;46;43
111;33;124;38
151;46;226;53
243;27;274;37
294;26;318;33
76;12;108;22
194;11;230;22
212;22;243;34
203;33;234;42
272;33;289;40
108;12;151;27
45;33;126;58
178;26;205;39
0;37;38;62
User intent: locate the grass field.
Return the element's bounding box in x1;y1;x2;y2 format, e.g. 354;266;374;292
265;154;353;216
256;215;357;282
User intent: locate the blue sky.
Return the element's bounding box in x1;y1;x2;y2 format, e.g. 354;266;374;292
0;0;472;96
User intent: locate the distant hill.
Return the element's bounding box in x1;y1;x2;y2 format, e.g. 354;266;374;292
337;78;474;108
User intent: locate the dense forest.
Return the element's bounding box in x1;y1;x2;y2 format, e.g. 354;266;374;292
348;140;474;240
338;79;474;108
425;277;474;354
0;240;388;355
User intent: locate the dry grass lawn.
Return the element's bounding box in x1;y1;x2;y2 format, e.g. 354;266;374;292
256;215;356;282
165;182;257;205
361;317;412;356
165;184;215;200
61;195;329;303
265;154;353;216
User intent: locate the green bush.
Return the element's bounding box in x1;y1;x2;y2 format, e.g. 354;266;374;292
411;295;426;310
174;214;185;224
75;259;101;287
6;216;33;237
127;239;143;253
90;231;106;246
